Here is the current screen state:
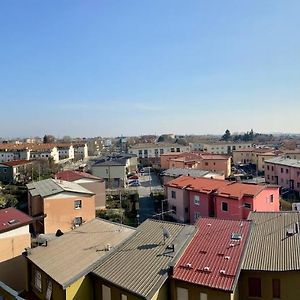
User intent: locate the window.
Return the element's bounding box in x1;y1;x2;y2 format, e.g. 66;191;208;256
102;285;111;300
286;169;289;174
46;281;52;300
176;287;188;300
171;148;175;152
185;207;189;213
74;200;82;209
171;205;177;214
200;293;207;300
272;166;274;171
267;165;270;170
121;295;127;300
160;149;164;154
194;212;201;220
281;168;283;173
248;277;261;297
272;279;280;298
244;203;251;209
297;182;300;188
194;195;200;205
269;195;274;203
34;269;42;292
222;202;228;212
176;148;180;152
74;217;82;226
286;179;289;184
267;175;270;180
171;191;176;199
205;162;208;166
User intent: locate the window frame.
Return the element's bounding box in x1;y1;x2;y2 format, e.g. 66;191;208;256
34;269;42;292
221;202;228;212
194;195;200;205
74;200;82;209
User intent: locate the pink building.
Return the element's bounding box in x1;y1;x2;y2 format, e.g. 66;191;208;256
265;157;300;194
165;176;279;224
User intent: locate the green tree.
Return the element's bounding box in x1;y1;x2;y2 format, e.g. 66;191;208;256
221;129;231;141
0;194;18;208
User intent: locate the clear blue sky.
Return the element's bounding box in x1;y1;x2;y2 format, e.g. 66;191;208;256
0;1;299;138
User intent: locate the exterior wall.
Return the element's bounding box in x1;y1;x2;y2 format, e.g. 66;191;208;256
0;225;31;262
171;278;234;300
28;263;65;300
91;165;127;188
58;146;74;160
232;150;254;165
265;161;300;193
161;154;180;169
166;187;189;223
239;270;300;300
215;188;279;220
203;143;252;155
28;195;44;217
189;191;212;224
76;180;106;209
0;164;13;183
66;275;93;300
43;194;95;234
198;158;231;177
0;255;28;291
252;188;280;212
0;150;30;163
129;145;190;160
94;277;144;300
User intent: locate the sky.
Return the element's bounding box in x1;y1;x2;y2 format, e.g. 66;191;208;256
0;1;300;138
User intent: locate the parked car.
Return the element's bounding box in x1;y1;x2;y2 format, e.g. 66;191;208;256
128;175;139;180
129;181;141;187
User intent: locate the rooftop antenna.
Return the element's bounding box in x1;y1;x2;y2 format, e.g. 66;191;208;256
162;227;171;245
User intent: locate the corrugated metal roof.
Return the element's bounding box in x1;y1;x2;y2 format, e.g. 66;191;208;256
173;218;251;292
27;178;94;198
243;212;300;271
27;218;135;288
92;219;196;299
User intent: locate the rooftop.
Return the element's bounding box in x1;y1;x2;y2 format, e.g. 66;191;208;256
130;143;189;149
163;168;221;178
166;176;229;194
243;212;300;271
0;160;33;167
55;170;104;182
26;218;135;288
0;208;32;233
27;178;94;198
166;176;272;199
217;182;266;199
265;157;300;168
173;218;251;292
92;219;196;299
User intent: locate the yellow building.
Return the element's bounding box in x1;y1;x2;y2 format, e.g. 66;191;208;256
92;219;196;300
25;218;135;300
240;212;300;300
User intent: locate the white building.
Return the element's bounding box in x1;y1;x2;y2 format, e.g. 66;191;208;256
57;144;75;160
191;142;252;154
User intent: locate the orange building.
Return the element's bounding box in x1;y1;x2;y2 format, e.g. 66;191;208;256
27;178;95;234
161;152;231;177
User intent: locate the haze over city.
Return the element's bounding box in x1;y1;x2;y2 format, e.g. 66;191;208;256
1;0;300;137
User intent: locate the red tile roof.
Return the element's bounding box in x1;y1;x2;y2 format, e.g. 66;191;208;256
166;176;229;193
173;218;251;292
0;160;32;167
166;176;268;199
0;208;32;233
217;182;265;199
55;170;103;182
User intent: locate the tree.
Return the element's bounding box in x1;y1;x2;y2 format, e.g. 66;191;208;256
43;134;56;144
221;129;231;141
0;194;18;208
